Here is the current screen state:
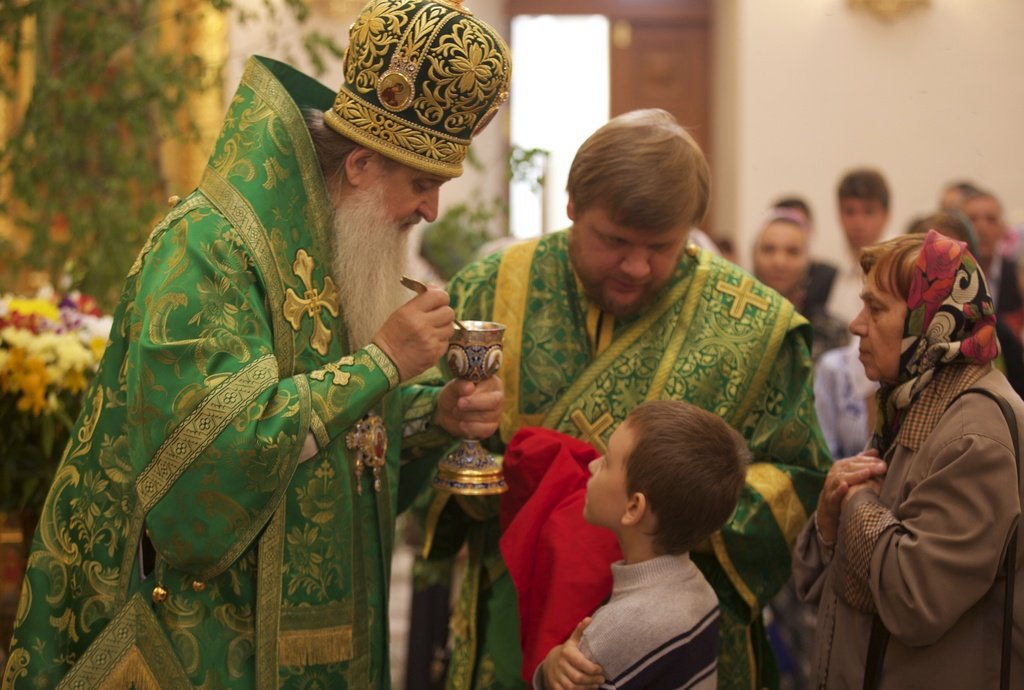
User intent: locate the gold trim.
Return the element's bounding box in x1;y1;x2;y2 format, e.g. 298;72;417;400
242;58;332;255
128;194;207;278
734;300;799;426
55;594;192;690
421;489;452;559
745;463;808;550
710;531;758;612
647;249;710;400
543;275;692;434
199;166;295;374
255;507;285;690
324;102;466;178
366;343;400;388
136;354;279;511
493;239;540;442
278;626;354;666
309;408;330;448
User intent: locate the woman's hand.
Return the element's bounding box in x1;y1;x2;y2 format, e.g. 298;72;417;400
816;450;888;546
540;618;605;690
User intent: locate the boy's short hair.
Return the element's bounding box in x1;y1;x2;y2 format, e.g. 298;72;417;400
624;400;749;555
837;168;890;210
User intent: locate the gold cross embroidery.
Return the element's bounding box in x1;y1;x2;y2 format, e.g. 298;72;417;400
716;277;769;320
283;249;340;356
570;409;615;454
310;356;355;386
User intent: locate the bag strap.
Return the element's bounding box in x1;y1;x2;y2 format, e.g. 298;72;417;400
862;386;1020;690
961;388;1019;690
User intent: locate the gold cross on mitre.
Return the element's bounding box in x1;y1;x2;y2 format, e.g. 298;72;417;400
570;409;615;454
310;356;355;386
716;276;769;320
283;249;340;356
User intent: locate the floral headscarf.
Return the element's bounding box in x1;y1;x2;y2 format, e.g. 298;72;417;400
876;229;999;448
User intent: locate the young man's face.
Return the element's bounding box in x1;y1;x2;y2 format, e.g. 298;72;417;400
839;197;888;251
568;202;689;318
584;421;635;530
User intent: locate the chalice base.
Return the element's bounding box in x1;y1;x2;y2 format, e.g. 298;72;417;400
433;439;508;496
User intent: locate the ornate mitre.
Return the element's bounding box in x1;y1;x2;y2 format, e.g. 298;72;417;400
324;0;512;178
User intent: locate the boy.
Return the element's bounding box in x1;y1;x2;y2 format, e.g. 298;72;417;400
535;400;749;690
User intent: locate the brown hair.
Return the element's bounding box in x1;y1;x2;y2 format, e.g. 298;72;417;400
624;400;749;555
838;168;890;210
858;233;924;301
566;109;710;233
906;211;979;257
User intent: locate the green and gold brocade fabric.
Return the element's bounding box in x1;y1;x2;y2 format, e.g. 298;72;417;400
428;231;831;690
2;57;444;690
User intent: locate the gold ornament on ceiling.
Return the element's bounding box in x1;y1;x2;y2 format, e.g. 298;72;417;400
848;0;930;21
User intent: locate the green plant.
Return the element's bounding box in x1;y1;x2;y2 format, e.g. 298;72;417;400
0;0;342;311
420;145;549;280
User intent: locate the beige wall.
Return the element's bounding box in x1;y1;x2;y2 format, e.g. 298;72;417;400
223;0;1024;271
713;0;1024;268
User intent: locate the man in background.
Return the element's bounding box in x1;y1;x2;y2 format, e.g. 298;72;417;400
827;168;891;324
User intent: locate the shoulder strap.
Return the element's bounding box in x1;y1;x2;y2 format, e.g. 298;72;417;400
958;388;1019;690
863;386;1019;690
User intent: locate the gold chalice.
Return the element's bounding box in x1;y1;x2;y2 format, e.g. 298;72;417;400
433;320;507;495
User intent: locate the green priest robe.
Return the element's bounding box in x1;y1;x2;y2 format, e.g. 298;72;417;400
1;56;447;690
421;232;832;690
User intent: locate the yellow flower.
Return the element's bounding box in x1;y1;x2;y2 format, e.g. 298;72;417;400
7;297;60;321
15;355;49;416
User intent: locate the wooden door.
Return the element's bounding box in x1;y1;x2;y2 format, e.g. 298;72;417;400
508;0;714;231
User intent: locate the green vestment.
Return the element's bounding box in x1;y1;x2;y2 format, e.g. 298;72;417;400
422;232;831;690
1;57;446;690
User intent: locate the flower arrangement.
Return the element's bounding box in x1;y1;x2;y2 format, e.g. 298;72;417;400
0;289;112;510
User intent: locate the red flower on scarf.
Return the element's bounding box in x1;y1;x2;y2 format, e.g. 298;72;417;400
908;233;963;327
961;322;999;364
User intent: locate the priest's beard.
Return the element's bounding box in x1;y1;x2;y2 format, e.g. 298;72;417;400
330;185;411;351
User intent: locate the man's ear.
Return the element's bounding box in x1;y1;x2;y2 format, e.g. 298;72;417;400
621;491;648;527
343;147;378;188
567;197;576;222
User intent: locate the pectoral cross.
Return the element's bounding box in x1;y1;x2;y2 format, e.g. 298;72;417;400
570;409;614;454
283;249;340;356
716;276;769;320
310;356;355;386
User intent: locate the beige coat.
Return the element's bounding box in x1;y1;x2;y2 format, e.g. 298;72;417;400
794;369;1024;689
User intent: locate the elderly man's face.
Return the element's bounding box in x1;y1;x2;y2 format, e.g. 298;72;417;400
378;163;446;231
567;201;688;318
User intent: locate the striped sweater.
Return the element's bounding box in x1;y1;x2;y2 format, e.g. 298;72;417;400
535;554;719;690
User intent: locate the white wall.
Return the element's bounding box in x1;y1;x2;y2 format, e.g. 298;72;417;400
714;0;1024;268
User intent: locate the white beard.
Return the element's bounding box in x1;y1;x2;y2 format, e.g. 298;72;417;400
330;185;410;351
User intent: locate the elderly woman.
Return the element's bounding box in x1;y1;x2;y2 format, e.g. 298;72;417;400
793;230;1024;689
